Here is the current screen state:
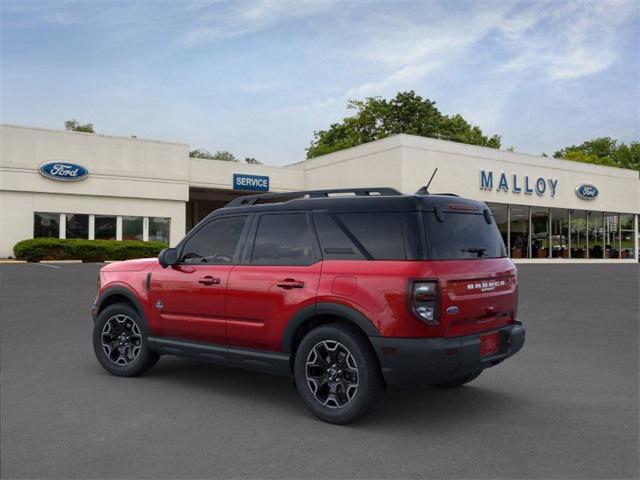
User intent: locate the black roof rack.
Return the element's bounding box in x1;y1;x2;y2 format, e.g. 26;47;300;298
226;187;402;207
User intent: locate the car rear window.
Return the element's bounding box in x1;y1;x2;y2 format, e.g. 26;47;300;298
423;212;506;260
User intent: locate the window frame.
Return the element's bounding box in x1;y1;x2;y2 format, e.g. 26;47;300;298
176;213;252;266
242;211;321;266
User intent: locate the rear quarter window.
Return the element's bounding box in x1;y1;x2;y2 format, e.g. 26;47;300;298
336;212;406;260
423;212;506;260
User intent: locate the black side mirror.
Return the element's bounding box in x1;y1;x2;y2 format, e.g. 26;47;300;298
158;247;178;268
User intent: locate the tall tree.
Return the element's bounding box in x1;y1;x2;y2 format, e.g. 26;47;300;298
64;119;94;133
554;137;640;171
306;91;501;158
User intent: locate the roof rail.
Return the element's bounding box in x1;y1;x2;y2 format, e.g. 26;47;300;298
226;187;402;207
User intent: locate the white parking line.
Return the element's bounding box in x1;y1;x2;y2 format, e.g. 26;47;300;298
35;263;61;269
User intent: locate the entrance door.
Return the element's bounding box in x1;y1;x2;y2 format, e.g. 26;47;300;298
149;214;250;344
226;212;322;351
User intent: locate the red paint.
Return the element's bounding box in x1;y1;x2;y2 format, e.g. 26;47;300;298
97;256;517;352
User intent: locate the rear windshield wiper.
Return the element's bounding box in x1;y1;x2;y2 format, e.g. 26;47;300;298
461;247;487;257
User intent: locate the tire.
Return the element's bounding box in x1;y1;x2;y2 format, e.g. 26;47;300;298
93;303;159;377
430;370;482;388
294;323;384;425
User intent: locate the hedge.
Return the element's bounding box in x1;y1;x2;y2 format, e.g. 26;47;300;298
13;238;168;262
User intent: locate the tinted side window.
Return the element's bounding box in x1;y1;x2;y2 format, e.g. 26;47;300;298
336;212;406;260
314;212;365;260
252;213;316;265
181;216;248;264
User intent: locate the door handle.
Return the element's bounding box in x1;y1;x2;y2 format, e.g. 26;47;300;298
198;276;221;286
276;278;305;289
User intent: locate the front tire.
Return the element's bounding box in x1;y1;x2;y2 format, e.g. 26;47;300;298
294;324;383;425
93;303;159;377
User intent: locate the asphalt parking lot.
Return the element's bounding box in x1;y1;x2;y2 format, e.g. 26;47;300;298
1;263;638;479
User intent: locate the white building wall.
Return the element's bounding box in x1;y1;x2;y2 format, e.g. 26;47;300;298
1;126;638;259
0;124;190;257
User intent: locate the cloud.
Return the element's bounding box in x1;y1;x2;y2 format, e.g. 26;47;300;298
182;0;340;44
499;0;637;80
347;63;440;97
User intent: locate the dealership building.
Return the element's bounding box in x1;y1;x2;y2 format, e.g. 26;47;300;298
1;123;638;262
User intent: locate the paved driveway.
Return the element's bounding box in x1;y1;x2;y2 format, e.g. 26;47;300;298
1;263;638;479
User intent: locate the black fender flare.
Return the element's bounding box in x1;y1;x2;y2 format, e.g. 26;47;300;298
94;285;145;320
281;302;380;354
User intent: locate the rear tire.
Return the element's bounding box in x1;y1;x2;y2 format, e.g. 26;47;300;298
430;370;482;388
93;303;159;377
294;324;383;425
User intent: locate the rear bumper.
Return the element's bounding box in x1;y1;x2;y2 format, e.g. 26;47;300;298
370;322;525;388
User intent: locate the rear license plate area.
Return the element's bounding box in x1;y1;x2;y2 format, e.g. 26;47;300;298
480;332;500;357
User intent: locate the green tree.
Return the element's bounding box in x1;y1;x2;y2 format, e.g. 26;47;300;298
64;119;94;133
554;137;640;171
244;157;262;164
189;149;215;159
212;150;238;162
189;149;239;162
306;91;501;158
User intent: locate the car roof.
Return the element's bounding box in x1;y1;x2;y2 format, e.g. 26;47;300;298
204;190;488;220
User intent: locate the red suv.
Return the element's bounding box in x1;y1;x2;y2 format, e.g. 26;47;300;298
92;188;525;424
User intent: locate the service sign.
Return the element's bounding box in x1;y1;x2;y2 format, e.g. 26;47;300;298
39;161;89;182
575;184;598;200
233;173;269;192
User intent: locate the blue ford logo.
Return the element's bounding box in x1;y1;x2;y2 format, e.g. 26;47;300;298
446;306;459;315
575;184;598;200
39;161;89;182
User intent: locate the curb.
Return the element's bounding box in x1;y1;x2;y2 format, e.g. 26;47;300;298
0;259;27;264
39;260;83;264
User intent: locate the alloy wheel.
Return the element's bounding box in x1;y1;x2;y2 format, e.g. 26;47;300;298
101;314;142;366
305;340;359;409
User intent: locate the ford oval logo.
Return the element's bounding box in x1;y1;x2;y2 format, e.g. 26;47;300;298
39;161;89;182
575;184;598;200
446;306;459;315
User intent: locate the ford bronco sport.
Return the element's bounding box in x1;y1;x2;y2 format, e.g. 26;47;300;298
92;187;525;424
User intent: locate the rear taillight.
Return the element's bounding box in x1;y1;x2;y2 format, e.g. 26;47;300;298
411;281;438;325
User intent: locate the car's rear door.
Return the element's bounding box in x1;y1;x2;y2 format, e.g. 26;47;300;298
422;209;517;338
226;211;322;351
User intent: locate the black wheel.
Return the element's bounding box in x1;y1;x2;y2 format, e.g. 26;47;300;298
294;324;384;425
93;303;159;377
430;370;482;388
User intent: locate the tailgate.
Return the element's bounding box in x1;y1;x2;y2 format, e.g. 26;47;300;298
432;258;518;338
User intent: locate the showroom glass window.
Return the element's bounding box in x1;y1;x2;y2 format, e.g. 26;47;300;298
181;216;247;264
620;214;636;259
34;212;59;238
122;216;143;241
252;213;316;265
531;207;550;258
487;203;509;251
509;205;529;258
95;215;117;240
149;217;170;244
571;210;587;258
603;213;620;259
65;214;89;239
588;211;604;258
551;209;569;258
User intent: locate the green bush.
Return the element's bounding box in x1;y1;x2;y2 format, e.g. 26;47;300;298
13;238;168;262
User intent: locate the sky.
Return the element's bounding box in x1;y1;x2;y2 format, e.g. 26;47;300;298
1;0;639;165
